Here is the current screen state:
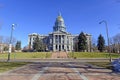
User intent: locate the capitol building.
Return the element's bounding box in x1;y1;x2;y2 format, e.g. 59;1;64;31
28;13;92;52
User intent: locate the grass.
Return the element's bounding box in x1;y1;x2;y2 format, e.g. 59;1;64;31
88;62;112;69
0;52;51;59
0;62;30;73
1;52;119;59
69;52;120;58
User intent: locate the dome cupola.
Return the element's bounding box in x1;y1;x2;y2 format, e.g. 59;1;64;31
56;13;64;22
53;12;66;32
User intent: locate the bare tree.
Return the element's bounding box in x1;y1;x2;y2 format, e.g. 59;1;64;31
110;33;120;53
0;36;17;53
0;36;3;43
91;37;97;52
3;36;16;45
0;36;3;53
110;37;116;53
11;37;17;45
3;37;9;44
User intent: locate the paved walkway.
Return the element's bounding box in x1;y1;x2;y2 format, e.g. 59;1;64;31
51;51;68;58
0;62;120;80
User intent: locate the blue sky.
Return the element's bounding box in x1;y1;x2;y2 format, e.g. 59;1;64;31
0;0;120;47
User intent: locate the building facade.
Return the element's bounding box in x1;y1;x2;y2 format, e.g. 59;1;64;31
28;13;92;52
0;43;8;53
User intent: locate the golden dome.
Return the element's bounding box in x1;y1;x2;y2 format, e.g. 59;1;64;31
56;16;64;22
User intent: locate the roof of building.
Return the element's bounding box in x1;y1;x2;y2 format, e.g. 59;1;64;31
84;33;92;36
28;33;38;36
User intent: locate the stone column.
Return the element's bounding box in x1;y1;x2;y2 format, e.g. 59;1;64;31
65;35;67;51
68;37;71;51
28;36;31;48
53;35;55;51
31;36;33;48
71;37;73;51
70;37;73;52
60;35;62;51
57;35;59;51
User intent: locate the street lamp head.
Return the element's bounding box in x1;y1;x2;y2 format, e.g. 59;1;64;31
12;24;16;30
99;20;107;24
12;23;17;27
12;24;15;26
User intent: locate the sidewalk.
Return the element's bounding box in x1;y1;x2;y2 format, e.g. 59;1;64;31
0;62;120;80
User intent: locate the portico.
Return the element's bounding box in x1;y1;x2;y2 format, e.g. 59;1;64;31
49;31;73;52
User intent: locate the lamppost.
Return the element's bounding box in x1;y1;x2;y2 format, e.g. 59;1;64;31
99;20;112;62
7;24;15;62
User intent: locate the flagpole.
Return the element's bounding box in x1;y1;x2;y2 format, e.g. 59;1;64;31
7;24;15;62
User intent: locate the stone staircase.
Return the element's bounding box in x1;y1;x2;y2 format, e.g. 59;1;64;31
51;51;68;59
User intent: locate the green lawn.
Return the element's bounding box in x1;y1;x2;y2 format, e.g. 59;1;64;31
0;52;51;59
69;52;120;58
88;62;112;69
0;62;30;73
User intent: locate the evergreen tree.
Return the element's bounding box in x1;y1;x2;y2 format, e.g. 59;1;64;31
78;32;87;52
15;41;21;50
97;34;105;52
33;36;44;52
